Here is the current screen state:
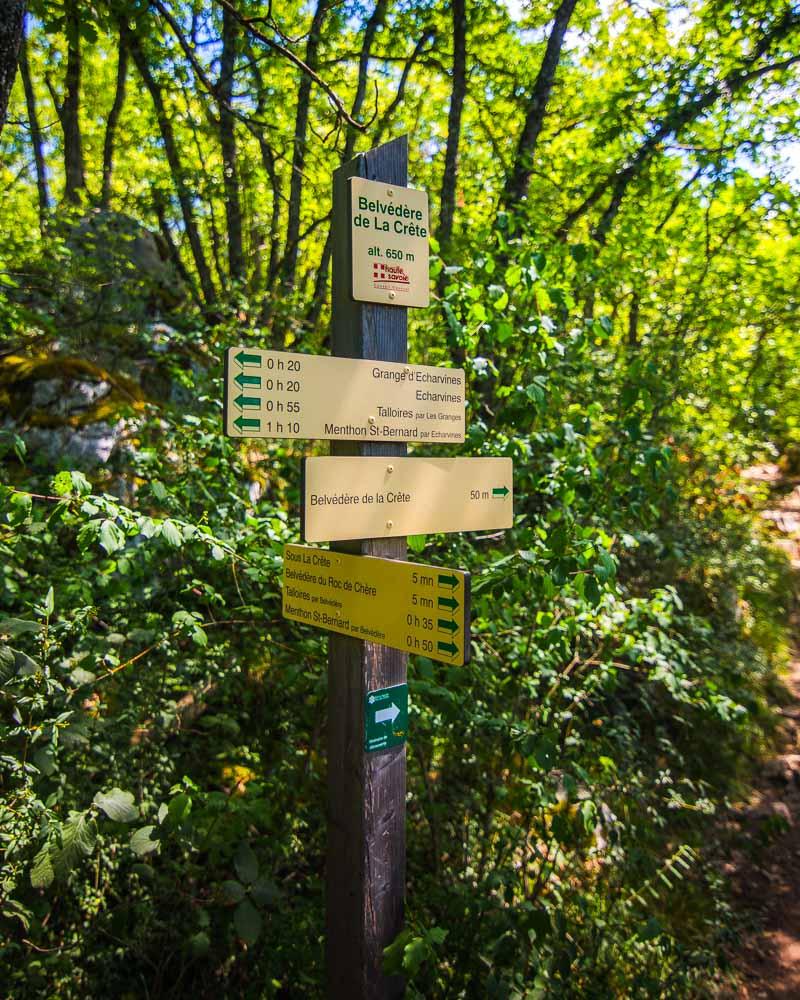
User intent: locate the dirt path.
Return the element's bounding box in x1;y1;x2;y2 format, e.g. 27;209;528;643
719;467;800;998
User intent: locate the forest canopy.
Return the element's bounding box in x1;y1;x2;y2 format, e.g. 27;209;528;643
1;0;799;996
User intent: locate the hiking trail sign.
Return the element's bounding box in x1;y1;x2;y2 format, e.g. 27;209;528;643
223;347;464;442
301;456;513;542
282;544;471;666
365;684;409;753
350;177;430;308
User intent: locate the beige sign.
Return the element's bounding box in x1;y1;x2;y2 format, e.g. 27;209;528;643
351;177;430;308
302;457;513;542
282;545;471;665
223;347;464;442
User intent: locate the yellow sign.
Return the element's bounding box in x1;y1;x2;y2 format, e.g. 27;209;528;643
350;177;430;308
223;348;464;442
302;457;513;542
282;545;471;665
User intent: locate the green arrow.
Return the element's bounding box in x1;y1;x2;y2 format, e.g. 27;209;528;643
438;618;458;634
234;373;261;388
438;573;458;589
438;595;459;611
234;394;260;410
437;640;458;657
233;415;261;432
234;350;261;368
492;486;510;497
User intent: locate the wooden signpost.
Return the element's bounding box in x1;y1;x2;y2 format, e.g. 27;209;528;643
224;135;514;998
326;136;410;1000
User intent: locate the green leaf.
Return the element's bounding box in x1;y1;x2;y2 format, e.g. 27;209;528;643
638;917;662;941
53;811;97;877
251;876;280;907
189;931;210;956
53;471;73;496
408;534;426;554
70;471;92;495
222;880;246;904
130;825;159;856
584;574;602;605
383;929;413;975
44;586;54;616
403;937;429;975
94;788;138;823
151;480;168;501
0;644;15;683
0;618;41;635
53;470;91;496
427;926;448;945
532;737;557;771
2;898;31;931
99;519;125;554
234;841;259;884
570;243;589;262
593;550;616;583
167;792;191;825
33;748;56;776
233;899;262;945
31;845;55;888
161;520;183;547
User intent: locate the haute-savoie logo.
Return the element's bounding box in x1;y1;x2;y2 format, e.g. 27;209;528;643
373;262;410;291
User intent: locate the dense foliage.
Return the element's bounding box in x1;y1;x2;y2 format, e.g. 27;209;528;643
1;0;799;996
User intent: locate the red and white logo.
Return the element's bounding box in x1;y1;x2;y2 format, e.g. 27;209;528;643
373;262;410;290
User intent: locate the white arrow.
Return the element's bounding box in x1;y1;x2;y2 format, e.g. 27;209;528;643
375;703;400;725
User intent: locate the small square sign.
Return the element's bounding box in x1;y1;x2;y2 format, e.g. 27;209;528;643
350;177;429;308
364;683;408;753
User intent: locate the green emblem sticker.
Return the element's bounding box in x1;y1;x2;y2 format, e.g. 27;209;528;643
364;683;408;753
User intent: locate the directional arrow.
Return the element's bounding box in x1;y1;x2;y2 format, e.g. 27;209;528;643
438;595;459;612
375;703;400;725
438;618;458;634
437;640;458;657
438;573;458;589
234;350;261;368
492;486;510;497
234;394;260;410
234;373;261;388
233;415;261;432
233;395;261;410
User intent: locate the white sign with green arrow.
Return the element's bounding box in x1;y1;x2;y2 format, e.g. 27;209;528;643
301;456;513;542
223;347;465;442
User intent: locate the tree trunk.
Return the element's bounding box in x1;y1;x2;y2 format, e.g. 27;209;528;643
437;0;467;259
502;0;578;210
219;3;244;282
18;24;49;231
282;0;327;292
125;21;217;305
101;30;128;209
0;0;25;137
62;0;86;202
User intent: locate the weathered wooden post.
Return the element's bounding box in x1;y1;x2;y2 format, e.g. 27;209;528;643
326;136;408;998
225;132;508;997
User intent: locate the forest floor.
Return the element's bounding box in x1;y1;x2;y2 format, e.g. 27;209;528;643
717;466;800;999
